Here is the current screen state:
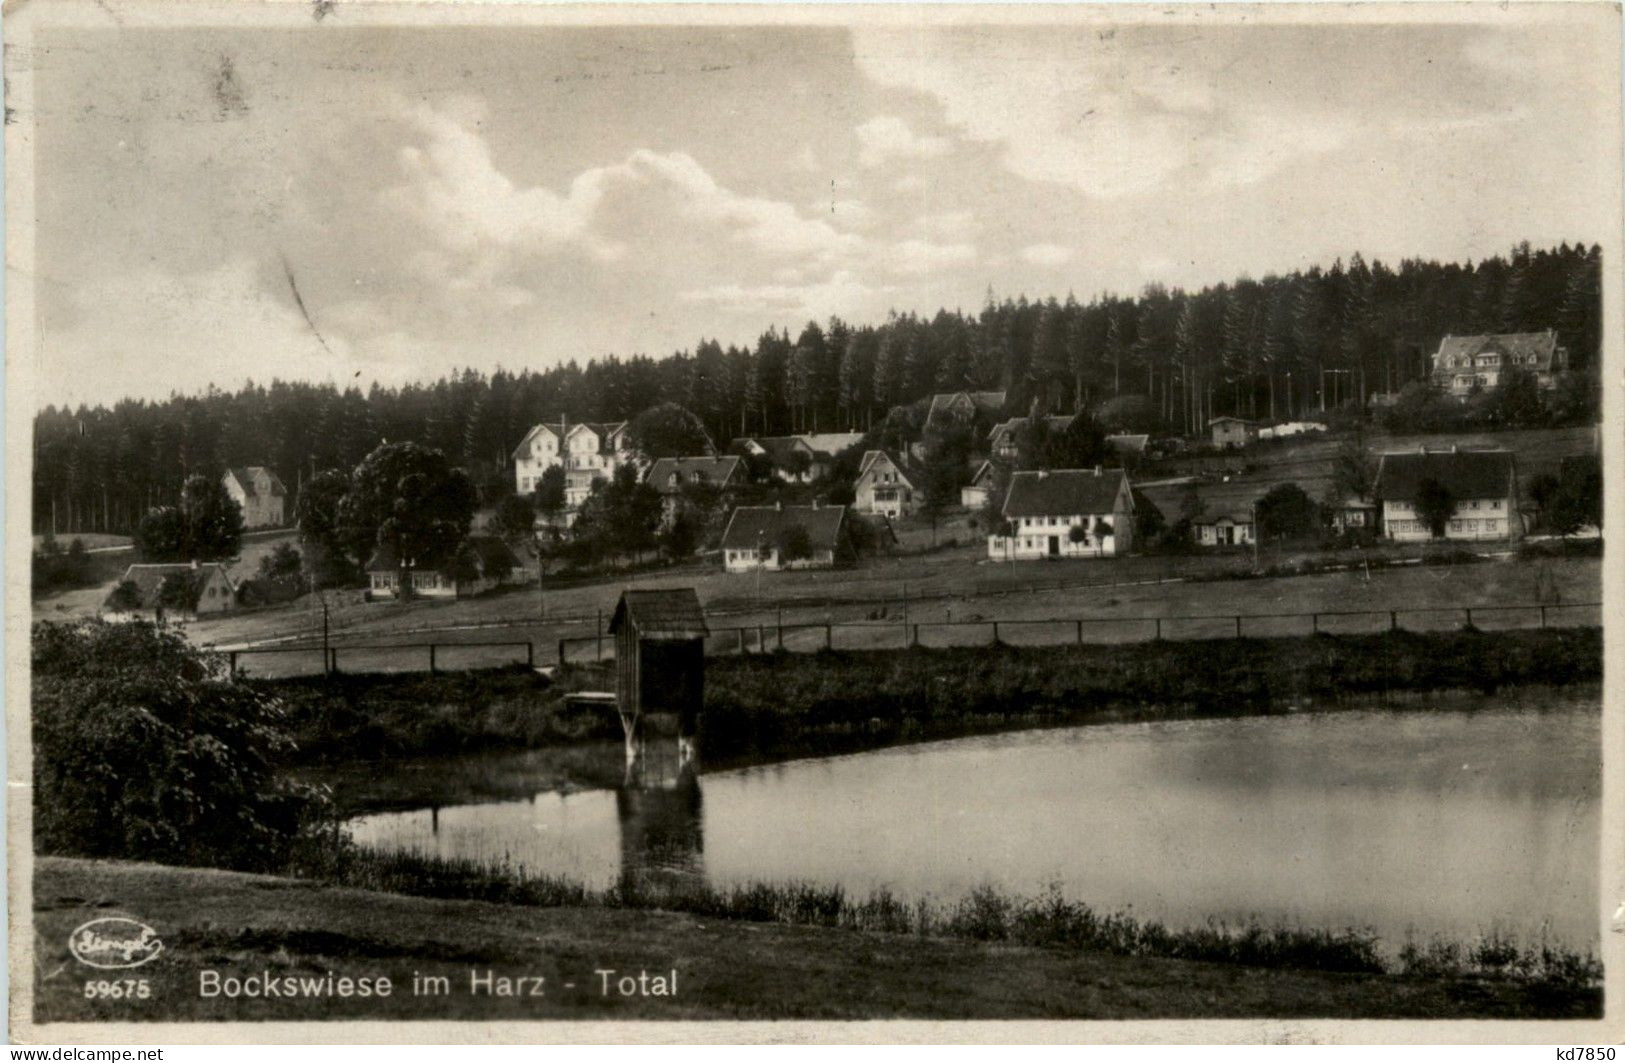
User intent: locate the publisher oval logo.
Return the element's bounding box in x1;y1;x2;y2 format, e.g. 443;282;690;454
68;918;164;970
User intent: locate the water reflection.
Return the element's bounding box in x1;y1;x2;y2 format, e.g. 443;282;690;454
346;704;1600;950
615;753;705;891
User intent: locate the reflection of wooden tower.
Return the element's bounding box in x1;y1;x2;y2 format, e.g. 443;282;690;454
616;760;705;892
609;588;708;767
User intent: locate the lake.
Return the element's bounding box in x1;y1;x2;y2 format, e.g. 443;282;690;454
344;702;1600;950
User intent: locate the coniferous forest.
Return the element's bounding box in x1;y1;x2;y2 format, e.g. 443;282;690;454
33;242;1602;535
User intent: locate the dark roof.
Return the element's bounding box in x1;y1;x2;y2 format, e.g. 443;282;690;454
1209;417;1254;427
926;390;1006;424
1105;433;1149;456
720;504;847;552
1002;469;1130;518
857;449;921;488
990;415;1074;441
105;562;232;611
750;436;817;467
227;466;287;498
968;459;998;486
1433;331;1561;372
609;588;709;639
1374;449;1516;502
646;456;742;494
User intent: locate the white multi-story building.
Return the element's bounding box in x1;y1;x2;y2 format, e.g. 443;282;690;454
1430;331;1568;396
511;420;631;504
987;467;1135;561
1373;447;1520;541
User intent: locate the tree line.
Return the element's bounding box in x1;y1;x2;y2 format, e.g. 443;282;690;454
33;242;1602;535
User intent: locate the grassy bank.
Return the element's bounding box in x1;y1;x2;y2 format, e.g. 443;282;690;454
266;627;1601;768
31;857;1600;1022
293;845;1601;993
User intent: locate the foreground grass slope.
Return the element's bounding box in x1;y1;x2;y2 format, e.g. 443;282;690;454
31;858;1598;1022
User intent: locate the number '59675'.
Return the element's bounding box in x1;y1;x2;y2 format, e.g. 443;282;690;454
84;979;151;1000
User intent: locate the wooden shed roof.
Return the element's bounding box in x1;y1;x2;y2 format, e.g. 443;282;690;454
609;588;709;639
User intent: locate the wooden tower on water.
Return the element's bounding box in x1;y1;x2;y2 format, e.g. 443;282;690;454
609;588;708;767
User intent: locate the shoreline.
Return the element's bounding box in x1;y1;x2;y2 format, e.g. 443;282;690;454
31;857;1603;1022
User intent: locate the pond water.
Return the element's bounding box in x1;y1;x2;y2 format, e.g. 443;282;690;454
345;703;1600;949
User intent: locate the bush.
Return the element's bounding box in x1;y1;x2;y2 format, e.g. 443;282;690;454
32;620;328;872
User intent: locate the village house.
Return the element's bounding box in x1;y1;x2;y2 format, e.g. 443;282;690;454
961;460;999;509
1209;416;1258;449
1324;494;1379;535
511;420;631;500
365;535;522;600
731;436;824;483
799;432;866;461
1430;331;1569;396
101;561;239;622
1373;447;1520;541
645;455;743;524
987;415;1075;462
987;467;1135;561
720;502;850;572
853;449;921;519
1191;508;1256;547
924;390;1006;430
1104;433;1149;467
221;466;287;528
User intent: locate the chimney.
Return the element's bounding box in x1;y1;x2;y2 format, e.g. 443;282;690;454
811;497;820;510
190;559;199;571
774;499;783;511
1094;464;1102;477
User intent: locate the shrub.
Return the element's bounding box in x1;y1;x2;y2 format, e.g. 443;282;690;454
32;620;328;872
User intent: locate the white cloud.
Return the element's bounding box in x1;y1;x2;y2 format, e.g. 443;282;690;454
856;115;952;168
1020;243;1075;267
853;29;1353;198
886;238;977;276
384;101;864;295
915;209;975;238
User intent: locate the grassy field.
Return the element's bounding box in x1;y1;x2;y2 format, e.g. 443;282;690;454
30;857;1597;1022
218;552;1600;677
1141;424;1599;519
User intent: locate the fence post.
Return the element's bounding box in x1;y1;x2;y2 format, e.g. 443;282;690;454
778;607;784;650
1234;615;1242;638
826;623;833;650
329;648;338;674
737;629;745;655
429;644;437;675
1390;611;1398;632
1311;613;1319;634
558;638;566;664
526;641;534;668
758;624;766;653
228;651;237;676
1076;619;1083;645
1540;605;1547;628
991;621;1000;644
1464;608;1473;629
1154;617;1162;640
910;624;918;648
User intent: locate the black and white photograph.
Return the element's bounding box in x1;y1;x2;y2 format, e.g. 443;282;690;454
6;0;1622;1043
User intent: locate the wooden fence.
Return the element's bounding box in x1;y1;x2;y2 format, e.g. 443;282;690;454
558;601;1601;664
224;602;1599;677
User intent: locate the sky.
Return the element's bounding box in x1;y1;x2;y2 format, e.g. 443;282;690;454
22;8;1621;409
